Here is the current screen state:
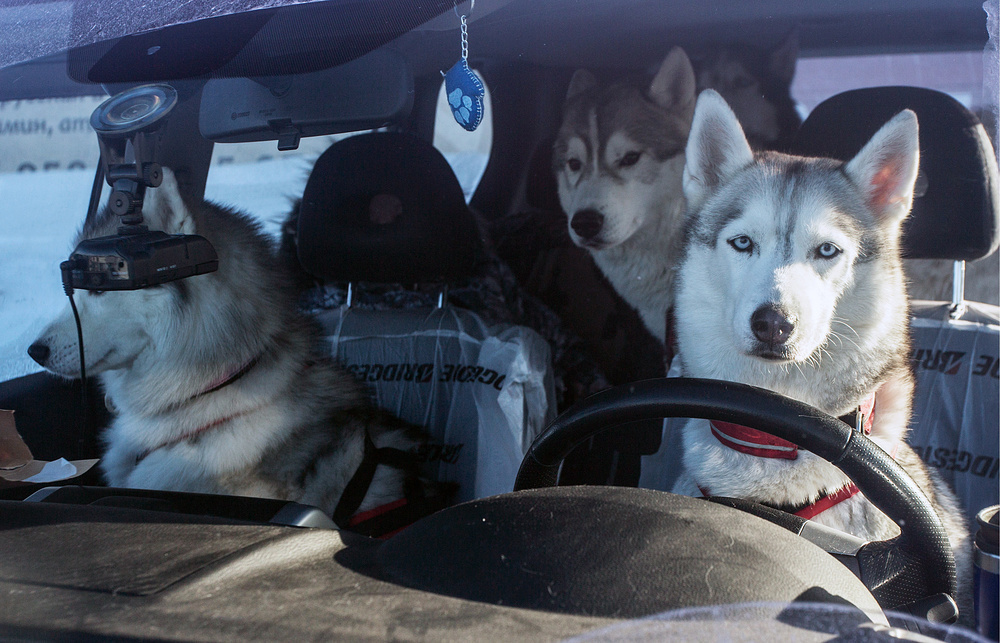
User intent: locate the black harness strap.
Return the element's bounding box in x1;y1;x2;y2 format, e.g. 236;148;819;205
839;408;861;432
333;431;379;527
332;430;427;532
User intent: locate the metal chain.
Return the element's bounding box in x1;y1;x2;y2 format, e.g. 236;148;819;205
453;0;473;62
461;14;468;61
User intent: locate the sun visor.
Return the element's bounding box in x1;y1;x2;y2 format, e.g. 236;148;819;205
198;48;413;148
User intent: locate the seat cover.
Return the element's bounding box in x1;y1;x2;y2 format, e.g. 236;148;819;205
908;301;1000;527
318;305;555;502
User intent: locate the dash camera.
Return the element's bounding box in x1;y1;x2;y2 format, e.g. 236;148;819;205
62;230;219;291
63;84;218;291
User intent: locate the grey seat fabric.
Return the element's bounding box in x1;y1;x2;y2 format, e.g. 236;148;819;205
907;302;998;527
317;306;553;502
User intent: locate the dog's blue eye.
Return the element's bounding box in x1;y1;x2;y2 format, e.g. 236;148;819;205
728;235;754;253
816;242;842;259
567;158;582;172
619;151;642;167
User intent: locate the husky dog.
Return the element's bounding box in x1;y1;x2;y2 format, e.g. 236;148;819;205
673;90;971;616
28;170;447;533
694;31;801;151
553;47;696;343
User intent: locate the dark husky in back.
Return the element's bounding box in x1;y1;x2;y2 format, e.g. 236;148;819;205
694;31;801;150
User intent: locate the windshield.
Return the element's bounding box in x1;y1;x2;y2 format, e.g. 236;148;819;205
0;1;996;378
0;0;460;71
0;1;997;635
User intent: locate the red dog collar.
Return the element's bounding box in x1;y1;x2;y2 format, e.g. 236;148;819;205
710;392;876;460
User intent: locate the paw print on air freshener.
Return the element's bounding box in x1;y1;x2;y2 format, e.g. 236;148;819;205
448;88;473;124
444;60;484;132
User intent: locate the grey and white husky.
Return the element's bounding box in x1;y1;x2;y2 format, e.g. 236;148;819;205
553;47;697;343
29;170;447;532
672;90;971;616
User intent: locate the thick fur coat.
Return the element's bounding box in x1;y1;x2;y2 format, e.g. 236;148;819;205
553;47;697;343
30;170;437;519
672;90;972;620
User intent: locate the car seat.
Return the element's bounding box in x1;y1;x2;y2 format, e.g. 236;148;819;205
295;131;556;502
788;86;999;527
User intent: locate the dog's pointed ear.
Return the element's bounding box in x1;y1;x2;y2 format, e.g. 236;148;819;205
142;167;196;235
844;110;920;227
649;47;696;122
769;28;799;84
566;68;597;101
683;90;754;211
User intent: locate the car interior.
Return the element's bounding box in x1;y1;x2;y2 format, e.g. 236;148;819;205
0;0;997;639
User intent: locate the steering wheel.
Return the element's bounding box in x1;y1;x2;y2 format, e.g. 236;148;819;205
514;377;957;613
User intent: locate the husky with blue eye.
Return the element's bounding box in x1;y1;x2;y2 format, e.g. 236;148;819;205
672;89;971;621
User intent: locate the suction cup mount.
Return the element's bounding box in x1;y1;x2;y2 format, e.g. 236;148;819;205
61;84;218;292
91;84;177;227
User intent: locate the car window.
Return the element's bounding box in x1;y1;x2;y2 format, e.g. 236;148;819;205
793;51;991;140
0;96;104;173
205;135;351;240
0;96;104;382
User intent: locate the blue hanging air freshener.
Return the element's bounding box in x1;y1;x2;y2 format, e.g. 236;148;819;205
444;59;485;132
443;5;484;132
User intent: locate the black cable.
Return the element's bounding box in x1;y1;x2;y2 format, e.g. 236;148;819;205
64;162;105;444
61;264;89;445
66;294;86;387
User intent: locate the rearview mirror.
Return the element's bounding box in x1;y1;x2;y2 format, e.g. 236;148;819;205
198;48;413;150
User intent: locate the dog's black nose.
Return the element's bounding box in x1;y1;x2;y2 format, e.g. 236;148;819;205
27;342;50;366
571;209;604;240
750;305;794;347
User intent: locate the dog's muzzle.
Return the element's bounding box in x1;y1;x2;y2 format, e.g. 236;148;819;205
570;209;604;241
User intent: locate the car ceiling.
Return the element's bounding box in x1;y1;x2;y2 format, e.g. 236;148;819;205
454;0;989;70
0;0;990;100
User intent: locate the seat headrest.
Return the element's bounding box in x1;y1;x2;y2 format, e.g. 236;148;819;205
297;132;484;283
789;86;999;261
